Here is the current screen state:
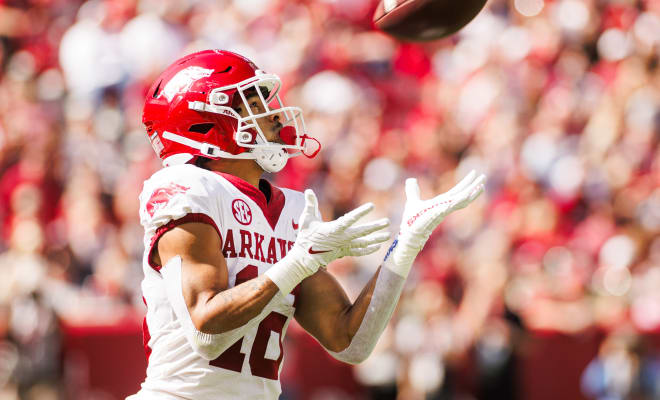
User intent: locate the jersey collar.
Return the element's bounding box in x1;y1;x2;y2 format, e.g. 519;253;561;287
214;172;285;230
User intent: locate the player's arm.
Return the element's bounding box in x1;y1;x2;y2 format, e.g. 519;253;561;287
155;221;289;361
156;222;279;334
294;268;381;352
154;189;389;360
295;263;406;365
295;171;486;364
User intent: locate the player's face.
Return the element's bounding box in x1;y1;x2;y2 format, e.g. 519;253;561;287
233;91;284;144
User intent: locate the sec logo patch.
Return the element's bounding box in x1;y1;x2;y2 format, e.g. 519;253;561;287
232;199;252;225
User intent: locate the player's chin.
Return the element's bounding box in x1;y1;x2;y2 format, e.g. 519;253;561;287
272;131;286;145
260;127;283;144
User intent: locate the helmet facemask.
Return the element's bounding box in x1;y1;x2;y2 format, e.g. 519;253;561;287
179;70;318;173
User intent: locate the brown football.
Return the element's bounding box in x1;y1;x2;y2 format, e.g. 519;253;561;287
373;0;489;42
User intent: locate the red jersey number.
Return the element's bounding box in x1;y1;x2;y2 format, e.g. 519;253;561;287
209;265;287;380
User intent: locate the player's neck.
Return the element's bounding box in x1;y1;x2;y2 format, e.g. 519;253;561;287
204;158;263;188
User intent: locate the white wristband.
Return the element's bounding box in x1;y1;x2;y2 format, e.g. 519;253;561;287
382;234;425;278
264;246;318;295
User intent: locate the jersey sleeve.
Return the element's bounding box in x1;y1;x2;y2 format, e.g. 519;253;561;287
139;165;223;270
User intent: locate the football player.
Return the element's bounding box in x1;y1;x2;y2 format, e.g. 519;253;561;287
128;50;485;399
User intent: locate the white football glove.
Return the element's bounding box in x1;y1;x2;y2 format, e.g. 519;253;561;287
384;170;486;277
266;189;390;294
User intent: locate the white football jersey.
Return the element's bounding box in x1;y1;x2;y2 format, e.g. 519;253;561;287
129;164;307;400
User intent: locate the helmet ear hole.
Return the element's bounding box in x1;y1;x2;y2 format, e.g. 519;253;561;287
189;123;214;134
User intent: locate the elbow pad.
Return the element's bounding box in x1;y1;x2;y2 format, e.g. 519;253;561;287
161;256;273;360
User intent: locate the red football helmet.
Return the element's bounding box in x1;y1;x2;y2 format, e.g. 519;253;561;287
143;49;319;172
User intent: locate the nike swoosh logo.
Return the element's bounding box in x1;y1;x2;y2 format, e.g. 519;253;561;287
308;247;330;255
292;220;299;230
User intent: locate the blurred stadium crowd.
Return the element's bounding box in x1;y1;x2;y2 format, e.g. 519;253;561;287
0;0;659;399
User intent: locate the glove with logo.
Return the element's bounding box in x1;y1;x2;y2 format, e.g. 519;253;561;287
384;170;486;277
266;189;390;295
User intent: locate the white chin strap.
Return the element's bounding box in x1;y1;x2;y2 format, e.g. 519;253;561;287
162;131;289;172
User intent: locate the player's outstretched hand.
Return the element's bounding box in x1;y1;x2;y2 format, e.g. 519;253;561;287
400;170;485;240
266;189;390;295
385;171;486;277
296;189;390;268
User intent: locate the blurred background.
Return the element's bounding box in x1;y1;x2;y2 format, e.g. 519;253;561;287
0;0;659;399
